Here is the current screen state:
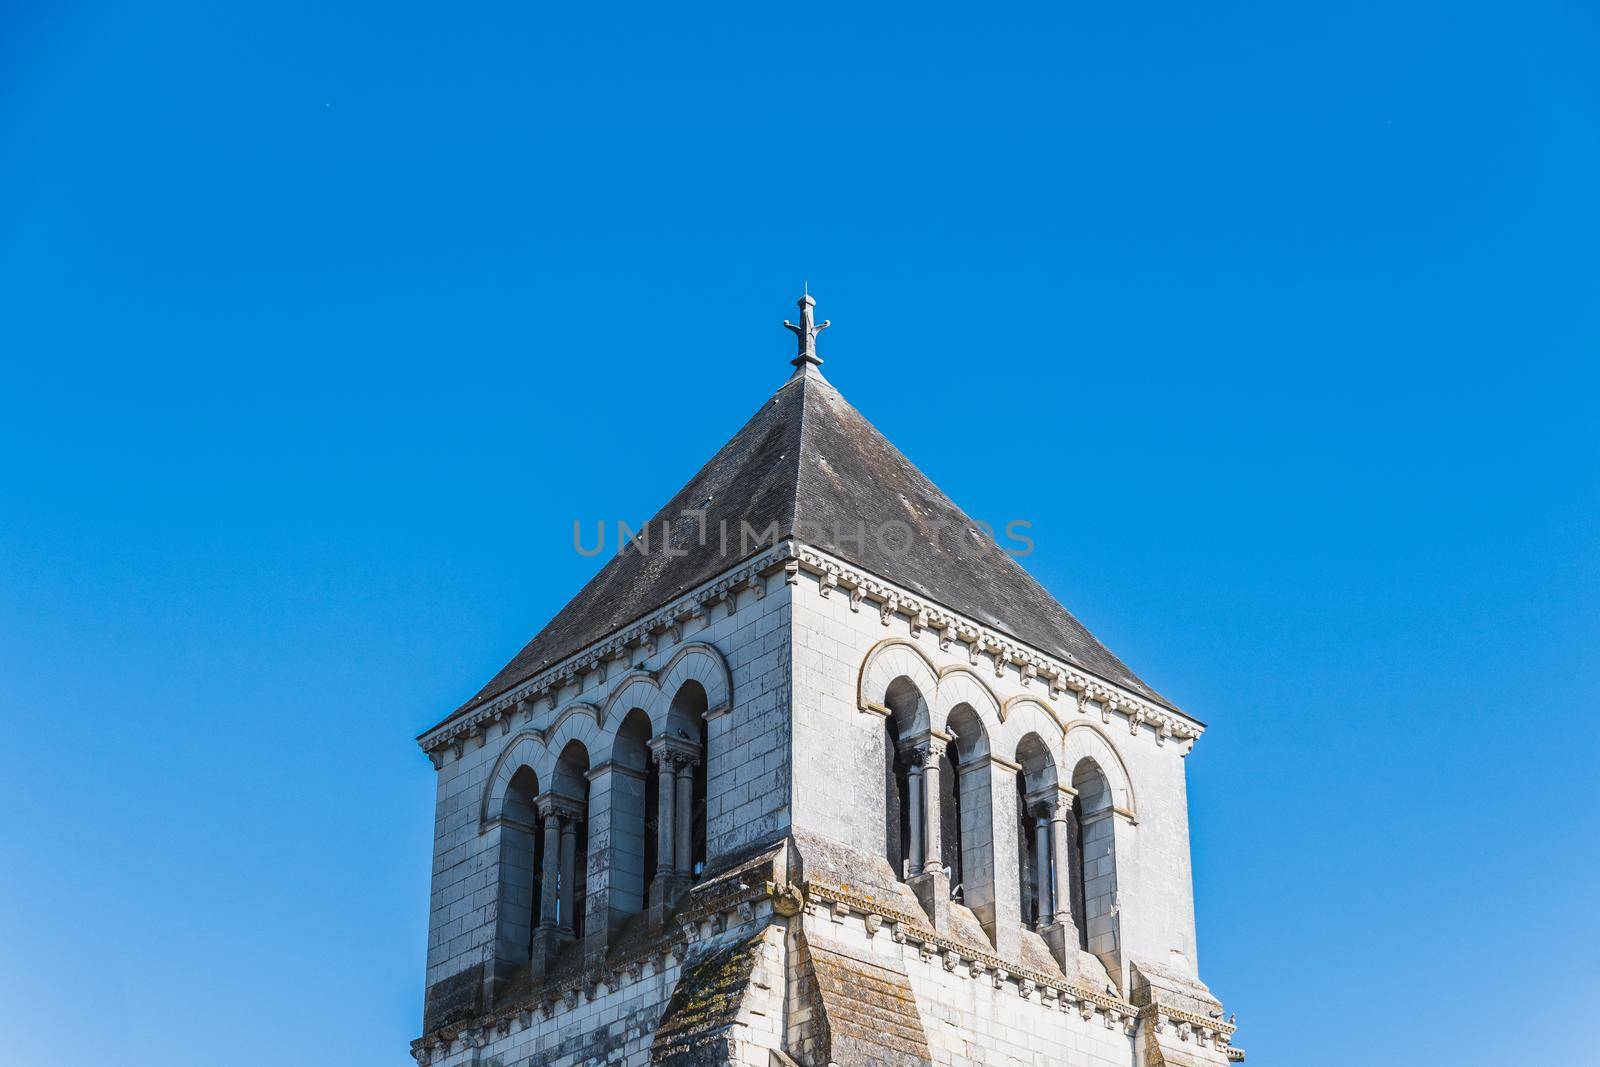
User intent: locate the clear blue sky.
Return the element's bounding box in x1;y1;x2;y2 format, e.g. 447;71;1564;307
2;2;1596;1064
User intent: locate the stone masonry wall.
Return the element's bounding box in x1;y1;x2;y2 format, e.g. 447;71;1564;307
786;554;1206;990
421;569;794;1029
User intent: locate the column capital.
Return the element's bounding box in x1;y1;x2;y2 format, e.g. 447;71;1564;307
905;730;951;766
1029;784;1077;821
649;734;701;768
535;792;585;824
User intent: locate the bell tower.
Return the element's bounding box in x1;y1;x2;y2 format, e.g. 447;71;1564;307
411;295;1242;1066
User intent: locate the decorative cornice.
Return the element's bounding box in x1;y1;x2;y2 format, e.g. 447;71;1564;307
801;879;1237;1048
408;872;1237;1064
417;547;786;755
420;537;1207;761
796;544;1206;753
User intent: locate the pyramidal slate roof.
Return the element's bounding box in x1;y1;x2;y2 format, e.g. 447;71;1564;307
436;360;1173;732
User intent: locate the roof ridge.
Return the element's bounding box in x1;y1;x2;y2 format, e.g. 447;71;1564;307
785;373;813;538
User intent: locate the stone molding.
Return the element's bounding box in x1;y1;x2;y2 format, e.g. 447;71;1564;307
808;543;1203;752
417;548;779;758
799;879;1237;1050
409;855;783;1062
419;537;1203;762
409;863;1239;1066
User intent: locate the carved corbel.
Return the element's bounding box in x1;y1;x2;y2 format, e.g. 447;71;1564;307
819;570;837;597
940;621;955;650
992;646;1008;678
864;913;883;936
879;596;899;626
848;585;864;612
1020;978;1036;1000
784;559;801;585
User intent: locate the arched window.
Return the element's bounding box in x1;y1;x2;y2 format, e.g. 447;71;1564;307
501;766;542;960
944;703;989;908
611;708;655;914
666;680;709;877
1015;734;1059;931
881;677;924;878
544;741;591;938
1070;758;1120;969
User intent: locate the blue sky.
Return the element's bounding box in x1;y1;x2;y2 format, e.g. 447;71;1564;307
2;2;1597;1064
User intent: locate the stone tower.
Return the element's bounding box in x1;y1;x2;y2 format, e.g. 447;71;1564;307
412;295;1242;1066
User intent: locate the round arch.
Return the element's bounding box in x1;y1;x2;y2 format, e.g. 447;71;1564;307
858;638;937;731
656;642;732;726
535;706;603;786
932;666;1000;738
481;731;546;828
600;671;661;730
1062;721;1137;819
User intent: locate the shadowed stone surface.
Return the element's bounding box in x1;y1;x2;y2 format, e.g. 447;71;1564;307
794;932;931;1067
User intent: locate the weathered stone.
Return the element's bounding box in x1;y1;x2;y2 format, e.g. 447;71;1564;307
409;301;1241;1066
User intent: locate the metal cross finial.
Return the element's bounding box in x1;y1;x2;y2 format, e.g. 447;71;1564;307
783;290;829;371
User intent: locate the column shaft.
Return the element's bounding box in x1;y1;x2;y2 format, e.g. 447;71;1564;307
906;762;925;878
921;748;944;876
1050;809;1074;926
539;813;561;930
655;759;676;880
1034;815;1052;927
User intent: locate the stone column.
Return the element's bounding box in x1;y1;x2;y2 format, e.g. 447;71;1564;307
538;805;562;931
1034;809;1052;928
907;734;951;929
905;757;925;879
920;737;946;876
649;735;699;924
673;756;696;879
1050;791;1076;928
531;793;579;979
1040;786;1081;978
653;746;677;887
